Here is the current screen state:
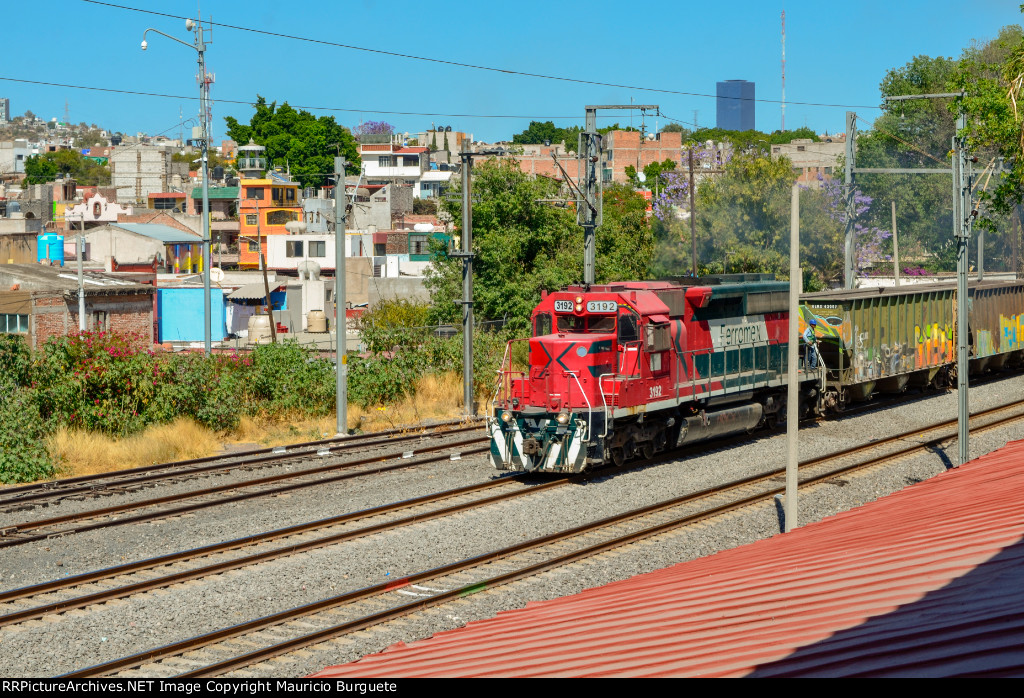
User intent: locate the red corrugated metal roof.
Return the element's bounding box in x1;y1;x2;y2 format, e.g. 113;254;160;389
395;146;428;154
315;439;1024;678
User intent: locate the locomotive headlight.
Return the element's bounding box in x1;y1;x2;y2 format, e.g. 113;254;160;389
575;303;583;312
556;412;570;425
500;411;513;423
575;295;583;304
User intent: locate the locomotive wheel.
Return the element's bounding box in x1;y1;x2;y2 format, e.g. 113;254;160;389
610;447;626;467
640;442;654;460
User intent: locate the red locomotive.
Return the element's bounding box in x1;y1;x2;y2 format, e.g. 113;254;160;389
488;276;821;472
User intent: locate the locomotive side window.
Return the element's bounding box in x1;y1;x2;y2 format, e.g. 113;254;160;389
618;310;639;344
534;312;552;337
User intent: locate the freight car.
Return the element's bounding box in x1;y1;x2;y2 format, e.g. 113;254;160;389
488;276;823;473
801;280;1024;411
488;277;1024;473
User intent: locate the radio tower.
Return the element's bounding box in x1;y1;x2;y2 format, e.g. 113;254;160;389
781;10;786;132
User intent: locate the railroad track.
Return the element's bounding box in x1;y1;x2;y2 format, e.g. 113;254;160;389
55;398;1024;678
0;428;487;549
0;419;482;512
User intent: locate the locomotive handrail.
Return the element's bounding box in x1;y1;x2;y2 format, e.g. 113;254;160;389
597;373;613;438
489;338;530;414
562;369;593;441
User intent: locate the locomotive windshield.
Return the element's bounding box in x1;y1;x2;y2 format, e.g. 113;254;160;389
555;314;616;334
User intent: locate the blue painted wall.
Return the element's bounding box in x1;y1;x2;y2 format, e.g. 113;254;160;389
157;288;227;342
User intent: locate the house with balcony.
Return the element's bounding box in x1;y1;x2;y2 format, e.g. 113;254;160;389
359;135;431;198
237;174;302;269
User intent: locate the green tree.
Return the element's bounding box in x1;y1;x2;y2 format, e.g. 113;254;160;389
624;158;677;191
224;96;359;187
512;121;567;146
688;127;819;153
425;159;654;331
22;150;110;186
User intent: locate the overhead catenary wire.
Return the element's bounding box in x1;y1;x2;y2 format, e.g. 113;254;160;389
80;0;881;112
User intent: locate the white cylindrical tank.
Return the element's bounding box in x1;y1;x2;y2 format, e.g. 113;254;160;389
307;310;327;333
247;315;272;344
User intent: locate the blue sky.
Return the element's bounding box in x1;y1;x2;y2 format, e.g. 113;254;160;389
2;1;1021;145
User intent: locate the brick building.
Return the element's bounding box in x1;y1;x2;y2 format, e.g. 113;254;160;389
601;130;683;184
0;264;155;349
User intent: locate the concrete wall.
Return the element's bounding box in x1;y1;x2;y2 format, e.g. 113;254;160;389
110;147;172;204
367;276;429;306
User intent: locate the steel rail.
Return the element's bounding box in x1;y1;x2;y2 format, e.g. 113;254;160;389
65;398;1024;678
0;435;489;548
0;421;483;508
0;446;566;627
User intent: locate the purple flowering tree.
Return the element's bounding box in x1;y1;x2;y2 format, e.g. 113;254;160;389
354;120;395;137
651;144;732;222
819;178;891;275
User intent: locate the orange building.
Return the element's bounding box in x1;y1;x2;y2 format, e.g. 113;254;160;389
237;176;302;268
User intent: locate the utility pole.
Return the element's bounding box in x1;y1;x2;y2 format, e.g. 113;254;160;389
580;105;658;285
844;111;857;289
142;16;213;354
785;183;800;532
334;156;348;435
72;212;85;332
953;113;973;467
891;201;900;288
874;92;966;464
459;145;475;416
688;148;697;277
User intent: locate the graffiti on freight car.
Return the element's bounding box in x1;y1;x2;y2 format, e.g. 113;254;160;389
1000;314;1024;353
914;323;954;367
976;330;997;359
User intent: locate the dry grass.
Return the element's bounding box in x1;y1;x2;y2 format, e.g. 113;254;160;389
47;372;473;478
50;418;222;478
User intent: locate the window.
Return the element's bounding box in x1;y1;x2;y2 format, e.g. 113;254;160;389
617;310;639;344
245;188;264;200
309;241;326;257
534;313;551;337
92;311;108;333
267;210;299;225
373;243;386;256
247;240;261;252
410;234;428;255
286;241;304;258
0;314;28;334
379;156;394;167
285;188;296;201
245;214;257;225
556;314;616;334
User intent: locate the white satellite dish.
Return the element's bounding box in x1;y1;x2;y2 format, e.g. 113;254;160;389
210;267;225;283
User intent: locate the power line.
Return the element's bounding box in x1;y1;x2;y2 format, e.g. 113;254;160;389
81;0;882;111
0;76;581;120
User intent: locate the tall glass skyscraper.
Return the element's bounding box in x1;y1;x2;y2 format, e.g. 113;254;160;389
716;81;755;131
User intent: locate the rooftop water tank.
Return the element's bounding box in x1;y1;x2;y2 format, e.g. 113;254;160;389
37;233;65;266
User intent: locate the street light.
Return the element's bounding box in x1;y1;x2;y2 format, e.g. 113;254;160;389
142;17;213;355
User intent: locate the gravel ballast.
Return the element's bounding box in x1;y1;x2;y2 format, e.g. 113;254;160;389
2;375;1023;677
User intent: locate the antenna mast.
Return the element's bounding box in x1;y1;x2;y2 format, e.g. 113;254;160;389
781;10;786;132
